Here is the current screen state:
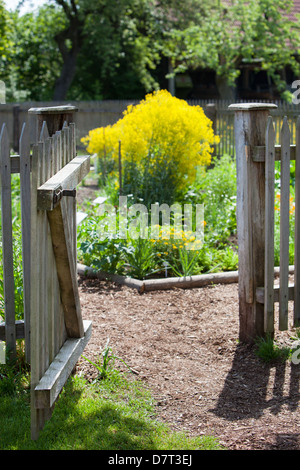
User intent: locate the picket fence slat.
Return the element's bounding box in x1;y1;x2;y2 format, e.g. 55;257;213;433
294;117;300;327
31;125;69;438
279;117;290;330
264;117;275;334
19;123;31;361
0;123;16;358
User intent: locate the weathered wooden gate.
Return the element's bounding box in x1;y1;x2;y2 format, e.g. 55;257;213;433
231;102;300;342
0;106;92;440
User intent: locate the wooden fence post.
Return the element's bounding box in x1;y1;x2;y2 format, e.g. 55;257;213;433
28;104;78;139
229;103;277;343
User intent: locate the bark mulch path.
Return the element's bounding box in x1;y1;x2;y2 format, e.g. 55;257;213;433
76;275;300;451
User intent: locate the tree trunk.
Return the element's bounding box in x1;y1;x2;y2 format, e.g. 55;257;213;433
53;52;78;101
52;2;84;101
216;75;236;100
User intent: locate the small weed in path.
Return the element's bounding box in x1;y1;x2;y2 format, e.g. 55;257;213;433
255;335;291;363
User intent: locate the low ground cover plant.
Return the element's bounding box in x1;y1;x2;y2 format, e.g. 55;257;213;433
77;153;239;279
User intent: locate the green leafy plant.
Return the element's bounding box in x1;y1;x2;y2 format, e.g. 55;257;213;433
124;237;159;279
166;244;202;277
77;216;126;274
77;153;241;278
255;335;291;363
82;338;131;380
0;340;30;397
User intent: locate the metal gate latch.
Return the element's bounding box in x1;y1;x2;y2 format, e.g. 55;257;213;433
53;188;76;206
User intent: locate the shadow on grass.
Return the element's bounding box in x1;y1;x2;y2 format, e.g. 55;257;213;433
1;374;220;450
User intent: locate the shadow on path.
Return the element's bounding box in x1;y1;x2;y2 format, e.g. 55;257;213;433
210;343;300;448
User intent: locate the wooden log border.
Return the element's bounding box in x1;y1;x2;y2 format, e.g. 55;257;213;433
77;263;295;293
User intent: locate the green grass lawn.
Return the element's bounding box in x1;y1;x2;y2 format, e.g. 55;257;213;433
0;367;224;450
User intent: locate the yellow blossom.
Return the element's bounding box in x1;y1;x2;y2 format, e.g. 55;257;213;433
81;90;219;188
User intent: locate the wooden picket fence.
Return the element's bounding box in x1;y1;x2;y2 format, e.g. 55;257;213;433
0;106;92;439
231;103;300;342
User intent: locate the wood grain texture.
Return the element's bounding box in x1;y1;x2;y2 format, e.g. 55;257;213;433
19;123;31;360
233;104;276;342
0;124;16;358
37;154;90;210
294;116;300;327
29;111;90;439
279;117;290;330
264;117;275;334
34;321;92;409
47;201;84;338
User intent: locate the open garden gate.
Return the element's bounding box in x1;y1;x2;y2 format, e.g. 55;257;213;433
28;106;92;439
0;105;92;440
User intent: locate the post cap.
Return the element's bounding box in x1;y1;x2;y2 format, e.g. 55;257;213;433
229;103;277;111
28;105;78;115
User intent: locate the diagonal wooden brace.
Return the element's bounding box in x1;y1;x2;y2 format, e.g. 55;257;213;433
36;154;90;338
47;201;84;338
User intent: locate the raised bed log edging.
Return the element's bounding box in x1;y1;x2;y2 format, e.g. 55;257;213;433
77;263;295;293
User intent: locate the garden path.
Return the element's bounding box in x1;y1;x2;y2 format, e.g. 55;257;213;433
76;276;300;451
76;179;300;451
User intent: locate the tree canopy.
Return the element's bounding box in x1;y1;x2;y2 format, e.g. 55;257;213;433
162;0;300;99
1;0;300;101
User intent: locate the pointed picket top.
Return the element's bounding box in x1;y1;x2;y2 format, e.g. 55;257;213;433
0;121;16;359
19;122;31;362
39;120;50;143
281;115;291;144
19;122;30;158
0;123;10;171
0;121;9;147
61;121;70;166
266;115;275;141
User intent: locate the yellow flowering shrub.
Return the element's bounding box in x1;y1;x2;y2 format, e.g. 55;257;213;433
82;90;219;203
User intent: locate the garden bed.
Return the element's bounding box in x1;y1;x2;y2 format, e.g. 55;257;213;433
76;274;300;451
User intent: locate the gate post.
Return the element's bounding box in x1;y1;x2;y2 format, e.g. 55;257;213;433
28;104;78;139
229;103;277;343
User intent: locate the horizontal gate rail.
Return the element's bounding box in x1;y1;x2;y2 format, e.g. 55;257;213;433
34;320;92;410
37;154;90;211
